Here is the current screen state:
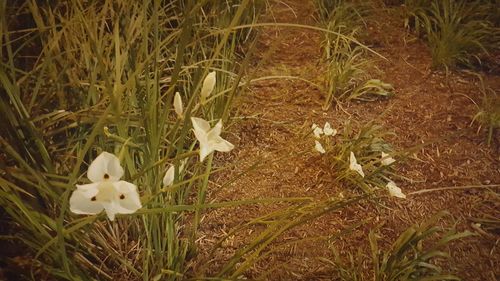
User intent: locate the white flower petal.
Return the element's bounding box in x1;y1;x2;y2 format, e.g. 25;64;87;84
315;140;326;154
323;122;336;136
114;181;142;211
313;127;323;139
200;71;216;99
102;202;118;221
69;189;104;215
211;137;234;152
97;181;141;221
87;152;124;182
163;165;175;186
386;180;406;199
114;180;137;195
207;120;223;139
163;160;188;186
199;141;213;162
193;128;208;147
349;152;365;178
75;183;100;198
174;92;183;118
191;117;211;133
102;201;136;220
381;152;396;166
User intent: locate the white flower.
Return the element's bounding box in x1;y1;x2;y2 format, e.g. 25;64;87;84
174;92;183;118
323;122;337;136
381;152;396;166
386;180;406;199
349;152;365;178
200;71;216;100
163;159;187;186
191;117;234;162
312;123;323;138
69;152;142;221
315;140;326;154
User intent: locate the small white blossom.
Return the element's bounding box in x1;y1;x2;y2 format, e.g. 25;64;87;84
163;159;187;187
381;152;396;166
192;117;234;162
312;123;323;138
315;140;326;154
200;71;216;100
323;122;337;136
69;152;142;221
386;180;406;199
174;92;183;118
349;152;365;178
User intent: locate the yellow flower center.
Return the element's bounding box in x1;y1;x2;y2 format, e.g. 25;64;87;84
96;181;116;202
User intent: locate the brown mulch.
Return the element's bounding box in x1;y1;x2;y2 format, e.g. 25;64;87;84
193;0;499;280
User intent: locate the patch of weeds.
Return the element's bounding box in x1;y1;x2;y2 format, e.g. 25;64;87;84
321;247;366;281
370;212;472;280
325;45;367;103
473;86;499;146
317;0;369;55
315;0;394;107
405;0;500;69
0;0;266;280
311;120;404;198
323;212;472;280
323;40;394;106
404;0;433;36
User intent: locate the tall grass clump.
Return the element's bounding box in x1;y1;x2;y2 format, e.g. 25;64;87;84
370;212;471;281
314;0;394;108
471;77;499;146
404;0;433;36
0;0;267;280
405;0;500;69
323;212;472;280
314;0;367;58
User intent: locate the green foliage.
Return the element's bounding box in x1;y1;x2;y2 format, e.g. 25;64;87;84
317;0;367;38
405;0;500;69
0;0;266;280
313;119;400;195
315;0;394;107
314;0;346;22
322;248;366;281
325;45;367;103
404;0;433;36
472;78;500;146
370;212;472;281
323;212;472;280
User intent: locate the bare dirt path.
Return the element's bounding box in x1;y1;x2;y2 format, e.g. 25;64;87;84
196;0;499;280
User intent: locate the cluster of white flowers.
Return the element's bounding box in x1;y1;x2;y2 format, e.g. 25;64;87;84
70;71;234;221
311;121;405;199
348;150;405;199
312;122;337;154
